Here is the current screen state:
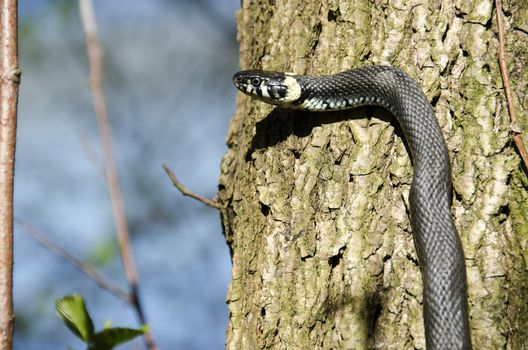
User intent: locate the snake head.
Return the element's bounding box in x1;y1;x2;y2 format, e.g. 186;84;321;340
233;70;302;106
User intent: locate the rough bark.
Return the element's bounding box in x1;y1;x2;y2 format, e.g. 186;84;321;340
0;0;19;349
218;0;528;349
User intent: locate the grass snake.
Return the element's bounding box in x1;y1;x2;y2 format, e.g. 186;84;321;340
232;65;471;349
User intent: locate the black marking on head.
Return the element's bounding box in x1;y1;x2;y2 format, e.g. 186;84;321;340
232;70;302;105
269;84;287;99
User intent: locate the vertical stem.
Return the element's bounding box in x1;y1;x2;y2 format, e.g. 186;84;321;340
77;1;157;349
0;0;20;349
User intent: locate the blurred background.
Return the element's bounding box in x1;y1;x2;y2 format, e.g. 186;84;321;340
15;0;238;349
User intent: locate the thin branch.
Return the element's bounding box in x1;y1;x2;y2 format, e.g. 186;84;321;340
162;163;221;209
0;1;20;348
78;1;157;349
495;0;528;170
15;220;131;303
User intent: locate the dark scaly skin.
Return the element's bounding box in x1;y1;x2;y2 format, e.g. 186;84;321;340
233;65;471;349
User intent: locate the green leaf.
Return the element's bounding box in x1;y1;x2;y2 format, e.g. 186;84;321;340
89;326;147;350
55;294;95;342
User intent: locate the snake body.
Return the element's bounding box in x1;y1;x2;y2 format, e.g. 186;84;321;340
233;65;471;349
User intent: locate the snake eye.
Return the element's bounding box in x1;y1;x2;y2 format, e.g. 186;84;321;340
251;78;261;86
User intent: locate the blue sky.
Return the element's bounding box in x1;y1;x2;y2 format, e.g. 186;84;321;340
15;1;239;349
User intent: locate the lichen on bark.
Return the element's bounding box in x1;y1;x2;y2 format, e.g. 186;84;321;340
219;0;528;349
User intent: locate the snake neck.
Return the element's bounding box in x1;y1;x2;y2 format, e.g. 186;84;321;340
294;66;448;169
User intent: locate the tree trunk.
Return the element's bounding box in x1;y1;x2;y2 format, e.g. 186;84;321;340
218;0;528;349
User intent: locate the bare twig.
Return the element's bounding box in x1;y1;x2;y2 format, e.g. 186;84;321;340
78;1;157;349
495;0;528;169
162;163;221;209
0;1;20;348
16;220;131;302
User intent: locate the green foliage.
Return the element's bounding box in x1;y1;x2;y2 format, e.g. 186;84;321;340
55;295;95;342
55;294;147;350
90;327;149;350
